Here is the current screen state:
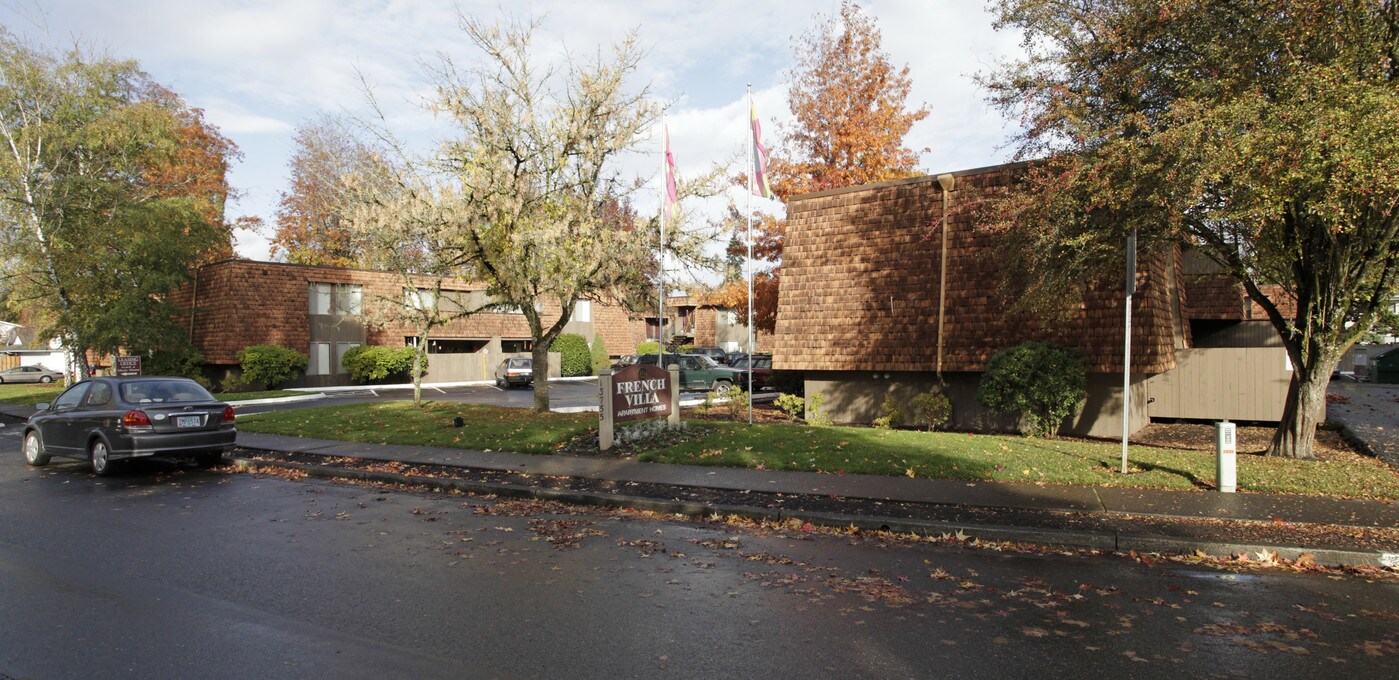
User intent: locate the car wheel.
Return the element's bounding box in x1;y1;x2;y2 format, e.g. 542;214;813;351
496;377;504;388
712;379;733;396
90;439;116;477
23;431;50;466
40;375;53;383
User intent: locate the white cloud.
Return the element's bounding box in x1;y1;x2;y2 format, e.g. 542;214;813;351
1;0;1027;266
199;102;293;135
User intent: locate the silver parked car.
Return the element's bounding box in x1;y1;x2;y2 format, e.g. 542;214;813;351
0;365;63;384
494;357;533;388
22;376;237;476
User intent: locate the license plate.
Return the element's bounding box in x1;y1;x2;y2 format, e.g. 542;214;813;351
176;415;203;428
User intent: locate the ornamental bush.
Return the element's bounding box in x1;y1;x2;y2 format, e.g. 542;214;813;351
872;394;903;429
552;333;591;377
911;388;952;431
342;345;423;384
635;341;660;355
774;393;806;420
976;341;1087;438
590;333;609;376
237;344;308;388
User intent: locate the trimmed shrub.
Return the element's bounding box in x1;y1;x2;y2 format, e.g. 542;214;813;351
721;387;750;421
774;393;805;419
342;346;423;384
238;344;308;388
552;333;591;377
590;334;609;376
806;393;831;426
976;341;1087;437
872;394;902;429
911;388;952;431
635;341;660;355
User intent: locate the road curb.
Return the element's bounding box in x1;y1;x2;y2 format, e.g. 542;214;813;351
228;394;327;407
225;455;1396;570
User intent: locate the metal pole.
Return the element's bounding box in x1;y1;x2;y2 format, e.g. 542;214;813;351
1121;231;1136;474
935;174;955;378
658;117;666;368
746;85;755;425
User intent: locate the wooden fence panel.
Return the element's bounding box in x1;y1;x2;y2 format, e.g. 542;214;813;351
1145;347;1291;422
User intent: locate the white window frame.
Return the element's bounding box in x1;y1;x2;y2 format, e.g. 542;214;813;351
310;283;332;315
309;342;331;376
341;285;362;315
574;300;592;323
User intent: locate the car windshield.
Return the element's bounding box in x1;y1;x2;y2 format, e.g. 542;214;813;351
508;358;531;368
120;380;216;404
731;358;750;369
694;355;720;368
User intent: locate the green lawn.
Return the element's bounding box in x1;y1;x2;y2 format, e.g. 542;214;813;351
0;383;62;405
237;401;595;455
235;401;1399;499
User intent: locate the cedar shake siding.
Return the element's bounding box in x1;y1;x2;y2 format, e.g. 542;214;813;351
171;260;645;386
773;163;1289;434
774;165;1181;375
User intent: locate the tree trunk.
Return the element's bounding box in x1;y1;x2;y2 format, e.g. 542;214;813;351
531;343;550;412
412;320;429;408
1266;351;1341;459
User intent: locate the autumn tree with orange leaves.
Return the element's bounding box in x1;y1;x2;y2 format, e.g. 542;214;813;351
271;116;379;267
144;85;241;264
0;31;242;377
709;1;928;332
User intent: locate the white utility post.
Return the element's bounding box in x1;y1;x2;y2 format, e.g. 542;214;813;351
1216;420;1237;493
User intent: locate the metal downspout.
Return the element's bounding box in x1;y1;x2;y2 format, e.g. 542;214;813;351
936;174;955;378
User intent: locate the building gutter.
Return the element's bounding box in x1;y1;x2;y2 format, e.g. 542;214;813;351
936;174;955;377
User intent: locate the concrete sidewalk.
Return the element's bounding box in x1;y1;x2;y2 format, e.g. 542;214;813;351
1327;381;1399;469
234;432;1399;530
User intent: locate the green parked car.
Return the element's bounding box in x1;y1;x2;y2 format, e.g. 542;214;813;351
634;353;748;394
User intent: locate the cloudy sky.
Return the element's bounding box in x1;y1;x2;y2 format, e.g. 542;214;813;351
1;0;1025;263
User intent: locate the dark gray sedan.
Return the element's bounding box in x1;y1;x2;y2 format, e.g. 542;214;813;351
22;376;236;476
0;365;63;384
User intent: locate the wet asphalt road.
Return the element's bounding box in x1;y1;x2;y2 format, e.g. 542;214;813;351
1;424;1396;679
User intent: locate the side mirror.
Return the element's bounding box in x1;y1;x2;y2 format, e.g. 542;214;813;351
34;402;50;412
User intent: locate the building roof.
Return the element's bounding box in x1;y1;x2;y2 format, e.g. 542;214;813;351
771;163;1186;375
170;259;647;364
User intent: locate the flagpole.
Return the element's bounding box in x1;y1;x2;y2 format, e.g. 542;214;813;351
658;116;666;369
745;86;755;425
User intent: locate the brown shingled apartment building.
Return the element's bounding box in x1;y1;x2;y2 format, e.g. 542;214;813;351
771;162;1294;437
653;295;772;352
170;259;646;388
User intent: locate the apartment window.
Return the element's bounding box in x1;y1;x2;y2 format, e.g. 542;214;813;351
309;342;331;376
309;283;362;316
339;286;362;315
310;283;332;315
574;300;592;323
407;288;435;310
